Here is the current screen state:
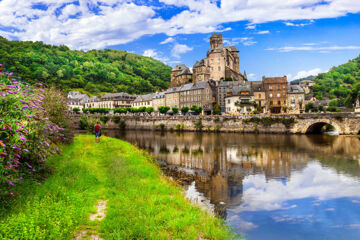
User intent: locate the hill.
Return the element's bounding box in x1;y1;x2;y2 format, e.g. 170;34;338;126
312;54;360;107
290;75;316;85
0;36;171;95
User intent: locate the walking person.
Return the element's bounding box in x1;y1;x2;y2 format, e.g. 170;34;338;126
94;121;101;143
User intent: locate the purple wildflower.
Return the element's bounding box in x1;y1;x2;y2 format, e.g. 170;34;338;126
23;149;29;153
8;180;16;187
26;163;32;169
19;99;27;104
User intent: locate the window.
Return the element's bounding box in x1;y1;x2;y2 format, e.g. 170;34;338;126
258;94;261;98
277;93;280;97
277;85;280;90
218;58;220;63
218;66;221;71
206;89;209;93
211;59;213;64
278;101;281;105
298;96;303;103
269;93;273;98
269;86;273;90
291;96;295;103
211;67;214;72
228;99;230;104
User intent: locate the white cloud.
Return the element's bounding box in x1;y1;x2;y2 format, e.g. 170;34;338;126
171;43;193;58
256;30;270;34
224;37;257;46
143;49;169;63
1;0;360;50
266;45;360;52
246;24;256;29
284;20;315;27
232;162;360;213
292;68;322;80
160;37;175;44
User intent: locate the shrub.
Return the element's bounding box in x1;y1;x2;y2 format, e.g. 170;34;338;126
138;106;147;112
82;108;89;114
213;104;221;115
175;124;185;131
172;107;179;114
194;120;203;131
158;106;170;114
243;117;295;128
181;106;189;115
159;123;166;131
100;116;109;124
73;107;80;113
112;116;121;124
79;117;88;130
0;72;69;199
191;105;202;115
119;119;126;130
114;108;127;114
146;107;154;114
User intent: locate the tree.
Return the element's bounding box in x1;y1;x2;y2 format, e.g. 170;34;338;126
172;107;179;114
138;106;147;112
213;104;221;115
73;107;80;113
191;105;203;115
158;106;170;114
181;106;189;115
146;107;154;114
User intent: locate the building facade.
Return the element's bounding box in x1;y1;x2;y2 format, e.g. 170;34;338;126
263;76;288;114
225;85;255;115
165;87;181;108
250;81;266;113
287;85;305;114
152;92;166;111
170;65;192;88
179;81;215;114
132;93;155;108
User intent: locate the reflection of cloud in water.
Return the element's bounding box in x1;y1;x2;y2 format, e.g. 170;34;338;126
227;215;259;232
272;214;316;224
184;181;214;213
232;162;360;212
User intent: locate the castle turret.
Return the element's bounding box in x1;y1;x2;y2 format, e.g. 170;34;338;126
210;33;223;51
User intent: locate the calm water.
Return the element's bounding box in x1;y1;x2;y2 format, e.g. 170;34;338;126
106;130;360;240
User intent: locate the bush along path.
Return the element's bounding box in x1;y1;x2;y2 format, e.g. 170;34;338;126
0;135;238;240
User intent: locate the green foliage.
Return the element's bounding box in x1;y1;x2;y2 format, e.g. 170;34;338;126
159;123;166;131
191;105;203;115
313;54;360;107
100;116;109;124
119;119;126;130
194;120;203;131
86;108;110;114
328;99;338;107
0;73;71;199
146;107;154;114
243;117;296;128
0;36;171;95
114;107;128;114
224;77;233;82
181;106;189;115
213;104;221;115
305;103;318;113
82;108;89;114
73;107;80;113
158;106;170;114
172;107;179;114
175;124;185;131
112;116;121;124
79;117;88;130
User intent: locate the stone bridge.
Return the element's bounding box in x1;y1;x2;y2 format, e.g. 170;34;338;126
290;113;360;135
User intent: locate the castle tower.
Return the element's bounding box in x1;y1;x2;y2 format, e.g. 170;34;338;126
210;33;223;51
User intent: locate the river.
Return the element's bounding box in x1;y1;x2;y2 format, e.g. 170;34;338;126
105;130;360;240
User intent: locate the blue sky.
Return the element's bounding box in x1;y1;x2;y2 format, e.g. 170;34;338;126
1;0;360;81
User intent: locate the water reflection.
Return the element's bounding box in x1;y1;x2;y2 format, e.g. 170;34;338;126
107;131;360;240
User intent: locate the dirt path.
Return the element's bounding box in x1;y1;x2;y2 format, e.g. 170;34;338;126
74;200;108;240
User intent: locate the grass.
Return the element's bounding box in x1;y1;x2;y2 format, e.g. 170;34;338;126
0;135;237;239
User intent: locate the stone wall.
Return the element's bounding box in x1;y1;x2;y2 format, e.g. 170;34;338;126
71;113;360;135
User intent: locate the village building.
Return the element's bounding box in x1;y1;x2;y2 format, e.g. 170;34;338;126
84;96;99;108
170;33;245;88
98;92;136;109
67;91;89;112
225;85;255;115
179;81;216;114
152;92;166;111
355;98;360;113
216;81;245;113
170;65;192;88
250;81;266;113
263;76;288;114
132;93;155;108
287;85;305;114
165;86;181;108
299;80;316;94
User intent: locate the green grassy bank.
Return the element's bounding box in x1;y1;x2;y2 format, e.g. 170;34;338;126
0;135;237;239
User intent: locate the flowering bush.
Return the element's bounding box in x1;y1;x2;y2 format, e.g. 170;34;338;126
0;71;72;199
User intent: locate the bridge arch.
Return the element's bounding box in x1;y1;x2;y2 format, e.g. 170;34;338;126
301;119;342;135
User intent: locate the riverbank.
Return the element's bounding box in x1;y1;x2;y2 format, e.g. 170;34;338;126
0;135;237;239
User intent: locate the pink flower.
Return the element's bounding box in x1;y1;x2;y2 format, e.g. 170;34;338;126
8;180;16;187
23;149;29;152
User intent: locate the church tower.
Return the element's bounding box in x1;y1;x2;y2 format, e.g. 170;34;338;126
210;33;223;51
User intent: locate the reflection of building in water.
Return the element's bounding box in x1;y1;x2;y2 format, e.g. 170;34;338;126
108;131;360;218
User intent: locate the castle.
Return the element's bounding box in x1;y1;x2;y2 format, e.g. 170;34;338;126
170;33;245;87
